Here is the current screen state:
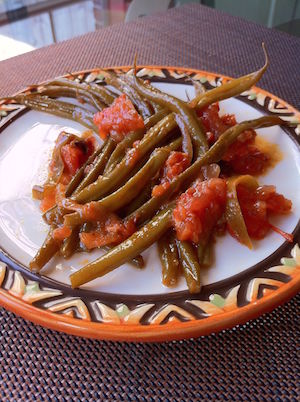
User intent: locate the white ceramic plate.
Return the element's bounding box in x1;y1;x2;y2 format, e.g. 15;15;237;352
0;66;299;341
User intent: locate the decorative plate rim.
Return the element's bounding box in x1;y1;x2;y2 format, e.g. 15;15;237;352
0;65;299;342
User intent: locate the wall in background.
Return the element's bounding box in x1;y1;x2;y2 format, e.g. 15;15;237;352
0;0;298;60
176;0;300;29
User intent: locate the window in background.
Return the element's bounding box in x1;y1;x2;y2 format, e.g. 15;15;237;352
0;0;298;61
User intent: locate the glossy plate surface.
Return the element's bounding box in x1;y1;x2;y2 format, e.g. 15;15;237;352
0;66;299;341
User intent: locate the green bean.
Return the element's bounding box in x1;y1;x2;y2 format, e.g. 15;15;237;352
157;231;180;287
63;143;179;227
145;108;168;126
45;77;115;105
225;175;258;249
79;222;145;269
105;72;152;119
132;74;208;158
104;109;168;174
174;113;193;161
196;226;213;264
177;240;201;293
202;238;214;267
122;181;153;216
65;139;110;197
73;138;115;195
29;229;60;271
197;236;210;265
36;85;105;110
11;94;97;131
70;206;173;288
101;246;145;269
120;74;154;117
74;113;178;203
130;116;283;226
60;226;80;259
191;43;269;110
104;129;145;174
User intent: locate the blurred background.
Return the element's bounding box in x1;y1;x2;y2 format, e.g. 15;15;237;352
0;0;299;60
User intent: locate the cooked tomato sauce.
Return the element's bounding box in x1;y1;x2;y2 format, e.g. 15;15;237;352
80;216;136;250
93;94;144;142
40;183;66;213
61;137;95;176
39;185;57;213
222;132;270;175
236;184;292;240
198;103;270;175
173;178;227;243
37;134;95;212
52;225;72;242
198;103;235;143
152;151;190;197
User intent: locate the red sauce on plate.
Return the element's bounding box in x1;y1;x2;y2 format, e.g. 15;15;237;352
93;94;144;142
173;178;227;243
237;184;292;240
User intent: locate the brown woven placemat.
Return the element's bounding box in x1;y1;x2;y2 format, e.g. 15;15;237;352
0;4;299;400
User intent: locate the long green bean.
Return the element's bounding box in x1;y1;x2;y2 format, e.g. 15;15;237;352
11;94;97;131
191;44;269;110
202;238;214;267
65;139;110;197
177;240;202;293
104;109;168;174
73;138;115;194
121;181;153;216
70;206;173;288
45;77;115;105
29;229;60;271
132;74;208;158
35;85;105;110
158;231;180;287
60;226;80;259
104;128;145;174
105;72;152;119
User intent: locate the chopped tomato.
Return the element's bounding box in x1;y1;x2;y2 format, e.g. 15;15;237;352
37;134;95;212
256;186;292;214
61;137;95;176
173;178;227;243
40;185;57;213
222;132;270;175
152;182;171;197
198;103;270;175
152;151;190;197
39;183;66;213
52;225;72;242
237;184;292;240
198;103;236;143
93;94;144;142
80;216;136;250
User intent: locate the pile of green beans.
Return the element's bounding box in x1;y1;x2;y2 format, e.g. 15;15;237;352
7;46;286;293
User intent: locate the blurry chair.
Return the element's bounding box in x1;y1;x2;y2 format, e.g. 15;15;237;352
125;0;172;22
